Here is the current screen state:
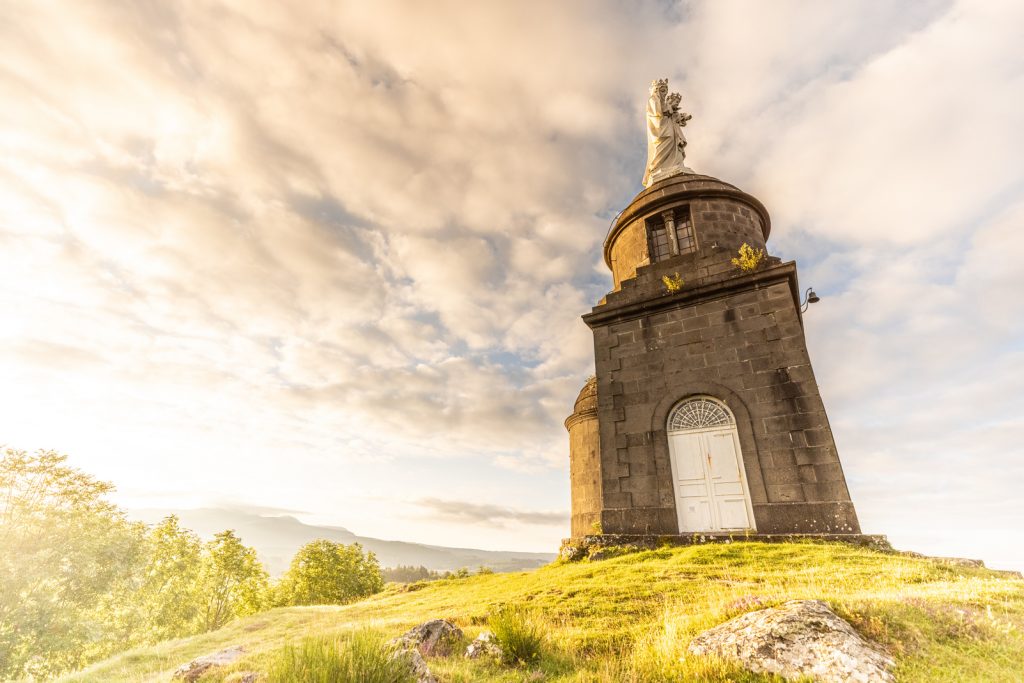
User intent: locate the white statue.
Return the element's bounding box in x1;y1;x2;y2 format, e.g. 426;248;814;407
643;79;694;187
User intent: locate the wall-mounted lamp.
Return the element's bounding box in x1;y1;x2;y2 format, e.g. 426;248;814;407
800;287;820;313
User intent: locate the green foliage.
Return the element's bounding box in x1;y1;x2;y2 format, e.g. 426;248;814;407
62;541;1024;683
731;243;765;272
266;630;413;683
275;540;383;606
381;565;443;583
200;530;270;630
135;515;204;640
0;448;147;680
661;272;684;293
488;605;544;666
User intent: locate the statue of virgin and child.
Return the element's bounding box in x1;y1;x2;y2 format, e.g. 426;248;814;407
642;78;695;187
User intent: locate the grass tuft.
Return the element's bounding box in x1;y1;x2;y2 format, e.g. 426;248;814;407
265;629;413;683
488;605;544;666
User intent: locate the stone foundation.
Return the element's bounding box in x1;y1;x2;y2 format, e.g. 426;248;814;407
559;533;891;562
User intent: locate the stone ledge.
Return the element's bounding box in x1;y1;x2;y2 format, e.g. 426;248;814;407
558;532;891;561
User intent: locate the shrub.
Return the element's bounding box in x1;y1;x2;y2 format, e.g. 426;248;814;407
275;540;383;606
266;630;413;683
731;243;765;272
489;606;544;665
661;272;684;292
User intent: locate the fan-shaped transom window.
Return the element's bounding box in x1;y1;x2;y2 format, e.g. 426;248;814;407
668;397;734;432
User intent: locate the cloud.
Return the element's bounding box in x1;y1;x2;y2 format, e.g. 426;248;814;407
0;0;1021;565
416;498;568;527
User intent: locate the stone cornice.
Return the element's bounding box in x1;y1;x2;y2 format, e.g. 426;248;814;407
583;261;801;329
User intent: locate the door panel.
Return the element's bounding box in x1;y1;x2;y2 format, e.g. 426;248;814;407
669;425;753;533
713;481;743;496
675;433;706;481
678;498;713;532
718;498;750;529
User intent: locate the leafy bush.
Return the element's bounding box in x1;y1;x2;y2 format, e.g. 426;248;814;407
489;606;544;665
275;539;384;606
661;272;684;292
266;630;414;683
731;243;765;272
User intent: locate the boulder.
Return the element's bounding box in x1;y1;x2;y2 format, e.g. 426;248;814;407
389;647;436;683
392;618;464;656
171;645;246;681
688;600;894;682
224;673;260;683
465;630;503;659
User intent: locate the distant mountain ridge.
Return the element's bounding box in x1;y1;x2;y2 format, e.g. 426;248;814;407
129;507;555;576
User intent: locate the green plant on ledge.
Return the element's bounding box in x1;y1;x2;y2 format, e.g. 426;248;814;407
661;272;684;293
731;242;765;272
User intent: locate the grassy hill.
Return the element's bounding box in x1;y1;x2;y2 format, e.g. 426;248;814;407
60;542;1024;682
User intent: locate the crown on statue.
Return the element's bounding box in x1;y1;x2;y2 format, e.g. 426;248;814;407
654;78;669;90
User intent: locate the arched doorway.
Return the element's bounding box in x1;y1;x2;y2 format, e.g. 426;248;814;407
667;397;756;533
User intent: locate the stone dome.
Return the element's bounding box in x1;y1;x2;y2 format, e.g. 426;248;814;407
565;376;597;429
603;174;772;292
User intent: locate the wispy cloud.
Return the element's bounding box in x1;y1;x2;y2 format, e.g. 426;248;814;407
0;0;1021;566
416;498;568;527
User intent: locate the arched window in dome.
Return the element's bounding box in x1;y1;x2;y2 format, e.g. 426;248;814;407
646;206;695;263
668;397;734;432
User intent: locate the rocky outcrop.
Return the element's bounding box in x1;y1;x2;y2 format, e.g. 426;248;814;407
388;619;464;683
171;646;246;681
688;600;894;682
388;647;436;683
392;618;464;656
465;630;503;659
223;673;259;683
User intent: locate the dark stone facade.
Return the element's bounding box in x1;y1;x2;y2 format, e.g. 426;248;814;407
566;174;861;538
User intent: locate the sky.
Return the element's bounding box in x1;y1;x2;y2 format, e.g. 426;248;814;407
2;0;1022;570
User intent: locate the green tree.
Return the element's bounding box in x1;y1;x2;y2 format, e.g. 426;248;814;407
198;529;269;631
0;448;146;680
276;540;384;606
137;515;204;640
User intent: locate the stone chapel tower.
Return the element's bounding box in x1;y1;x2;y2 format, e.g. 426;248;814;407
565;81;861;540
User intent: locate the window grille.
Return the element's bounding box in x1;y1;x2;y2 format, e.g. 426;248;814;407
668;398;734;431
648;220;672;262
674;208;696;254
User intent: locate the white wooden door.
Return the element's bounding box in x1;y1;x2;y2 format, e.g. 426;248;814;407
668;427;754;532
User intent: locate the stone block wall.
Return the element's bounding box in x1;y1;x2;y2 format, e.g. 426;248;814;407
606;174;770;293
584;259;860;536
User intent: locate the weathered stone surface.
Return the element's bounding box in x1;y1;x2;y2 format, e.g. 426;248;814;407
392;618;464;656
223;673;259;683
465;630;503;659
568;172;863;539
688;600;894;682
389;647;436;683
171;645;245;681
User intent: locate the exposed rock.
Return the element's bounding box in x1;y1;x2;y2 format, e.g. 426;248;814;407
223;673;260;683
389;646;436;683
558;540;587;562
392;618;464;656
171;645;246;681
465;630;503;659
387;619;463;683
688;600;894;682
